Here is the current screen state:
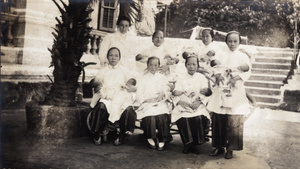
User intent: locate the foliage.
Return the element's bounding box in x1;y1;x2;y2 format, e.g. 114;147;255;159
43;0;94;106
156;0;299;48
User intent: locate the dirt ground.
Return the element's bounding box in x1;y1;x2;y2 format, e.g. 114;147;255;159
1;108;300;169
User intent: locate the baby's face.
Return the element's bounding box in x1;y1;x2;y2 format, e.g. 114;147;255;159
206;50;215;57
237;64;249;72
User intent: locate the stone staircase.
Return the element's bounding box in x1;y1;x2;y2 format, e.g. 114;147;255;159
245;48;295;109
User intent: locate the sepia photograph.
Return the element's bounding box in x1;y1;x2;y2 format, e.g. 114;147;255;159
1;0;300;168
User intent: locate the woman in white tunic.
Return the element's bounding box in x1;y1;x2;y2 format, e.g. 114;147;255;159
90;47;137;146
135;57;172;151
98;16;136;71
172;56;211;154
207;31;251;159
135;30;174;74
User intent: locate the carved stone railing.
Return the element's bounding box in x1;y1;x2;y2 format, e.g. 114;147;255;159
0;11;18;47
86;29;108;55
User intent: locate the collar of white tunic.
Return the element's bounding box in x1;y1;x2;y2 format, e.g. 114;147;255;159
107;63;121;69
115;30;128;40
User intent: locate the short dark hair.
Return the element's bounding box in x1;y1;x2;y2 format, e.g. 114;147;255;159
185;56;199;68
225;31;242;44
210;59;218;67
117;16;131;26
106;47;121;59
152;30;164;40
127;78;137;86
147;56;160;66
202;29;214;40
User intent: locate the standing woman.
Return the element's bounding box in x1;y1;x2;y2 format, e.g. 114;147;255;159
207;31;251;159
98;16;136;70
171;56;212;154
135;57;173;151
90;47;137;146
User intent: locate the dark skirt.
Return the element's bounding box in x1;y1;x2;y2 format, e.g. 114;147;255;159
89;102;109;134
176;115;206;146
142;114;173;143
211;113;244;151
89;102;136;138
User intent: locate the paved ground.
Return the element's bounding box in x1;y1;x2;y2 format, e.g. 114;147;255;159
1;107;300;169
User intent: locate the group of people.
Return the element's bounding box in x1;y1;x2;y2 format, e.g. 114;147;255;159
87;16;253;159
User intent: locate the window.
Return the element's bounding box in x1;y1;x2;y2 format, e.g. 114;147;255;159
98;0;118;32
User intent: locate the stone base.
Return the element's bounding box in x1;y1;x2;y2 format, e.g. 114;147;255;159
25;102;91;139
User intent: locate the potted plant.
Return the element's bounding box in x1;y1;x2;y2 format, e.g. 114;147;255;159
25;0;140;139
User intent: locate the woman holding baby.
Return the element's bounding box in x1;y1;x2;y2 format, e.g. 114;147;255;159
171;55;212;154
89;47;137;146
207;31;252;159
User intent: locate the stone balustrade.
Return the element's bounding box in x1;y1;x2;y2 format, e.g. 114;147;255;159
86;29;107;55
0;10;18;47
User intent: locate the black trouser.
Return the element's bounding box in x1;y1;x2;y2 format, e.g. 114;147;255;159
176;116;206;146
211;113;244;151
142;114;172;143
90;102;136;141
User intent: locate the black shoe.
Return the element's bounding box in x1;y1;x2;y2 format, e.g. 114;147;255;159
148;142;156;149
93;136;101;145
113;137;122;146
209;148;225;156
224;150;233;159
189;146;200;155
205;137;210;142
182;145;190;154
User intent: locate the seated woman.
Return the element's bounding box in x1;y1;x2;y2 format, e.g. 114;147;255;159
89;47;137;146
135;30;175;75
171;56;212;154
135;57;173;151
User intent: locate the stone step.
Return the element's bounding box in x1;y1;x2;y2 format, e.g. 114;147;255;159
255;53;293;58
251;69;289;75
244;80;283;89
245;87;281;96
252;63;291;70
254;57;293;64
255;102;280;109
249;74;286;82
251;94;281;104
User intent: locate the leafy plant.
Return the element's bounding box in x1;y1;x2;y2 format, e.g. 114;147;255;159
156;0;298;48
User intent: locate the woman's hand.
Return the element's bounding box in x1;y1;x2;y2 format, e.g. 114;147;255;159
159;65;169;74
177;100;190;109
156;92;165;102
190;100;202;110
227;75;242;87
215;74;224;86
143;98;158;103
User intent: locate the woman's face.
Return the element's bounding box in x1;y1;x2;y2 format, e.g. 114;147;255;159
226;33;240;51
186;57;198;75
202;30;212;46
118;20;130;34
152;31;164;47
107;49;120;66
147;58;160;74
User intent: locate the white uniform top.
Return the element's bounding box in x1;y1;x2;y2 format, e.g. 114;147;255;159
135;72;170;120
207;48;251;115
98;31;137;71
171;71;210;122
91;64;136;123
